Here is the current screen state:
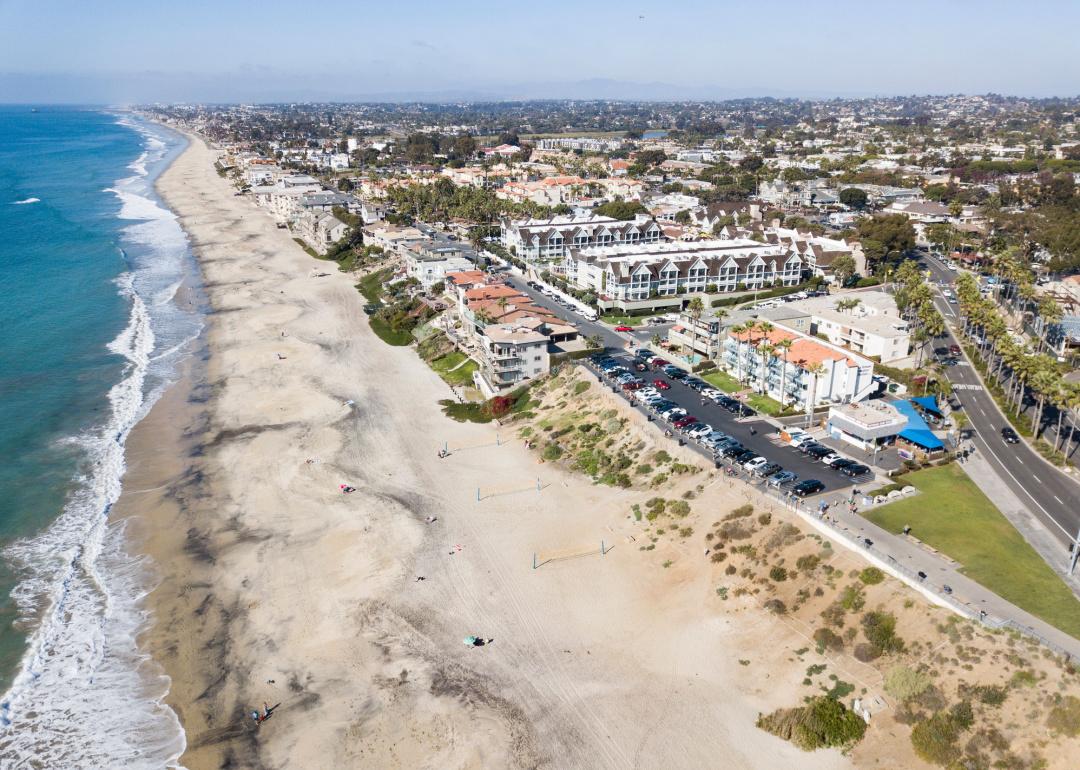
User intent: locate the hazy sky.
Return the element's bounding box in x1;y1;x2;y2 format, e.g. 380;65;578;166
1;0;1077;102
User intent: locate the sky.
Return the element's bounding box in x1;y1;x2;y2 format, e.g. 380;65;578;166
0;0;1078;103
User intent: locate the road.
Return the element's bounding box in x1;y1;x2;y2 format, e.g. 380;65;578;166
921;254;1080;547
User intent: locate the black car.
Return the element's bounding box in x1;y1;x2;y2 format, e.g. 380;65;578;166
754;462;782;478
830;458;857;471
840;463;871;478
733;449;760;464
716;396;737;409
1001;427;1020;444
736;405;756;418
678;421;704;434
684;378;708;392
668;370;688;381
718;444;745;459
792;479;826;497
805;445;834;459
799;441;826;454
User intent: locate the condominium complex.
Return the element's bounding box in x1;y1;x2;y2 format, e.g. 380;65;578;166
567;239;804;312
473;324;551;398
760;291;911;363
501;214;663;267
721;325;876;408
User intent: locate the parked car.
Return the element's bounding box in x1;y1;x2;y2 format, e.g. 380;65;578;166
743;456;769;471
820;453;848;467
767;470;798;487
717;396;738;410
687;424;713;439
622;381;643;391
805;445;834;459
679;421;704;435
667;370;688;381
673;415;698;428
653;379;671;390
754;462;782;477
786;432;813;447
718;444;745;459
735;404;756;418
1002;427;1020;444
840;463;871;478
829;458;857;471
634;348;652;358
684;378;708;392
702;388;724;401
659;407;686;420
792;479;826;497
949;344;961;357
734;450;760;465
614;325;634;332
650;357;669;367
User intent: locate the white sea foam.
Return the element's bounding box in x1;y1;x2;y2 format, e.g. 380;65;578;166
11;197;40;204
0;115;197;769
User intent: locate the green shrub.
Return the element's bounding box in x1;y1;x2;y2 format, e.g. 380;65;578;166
858;567;885;585
853;643;881;663
813;628;844;654
1047;695;1080;737
668;500;691;517
764;599;787;615
910;710;967;766
653;450;671;463
861;611;904;655
757;513;772;526
839;584;865;612
820;602;846;628
636;463;653;474
756;696;867;751
542;443;563;461
796;554;821;572
726;504;754;519
769;566;789;582
573;380;591;395
884;666;932;700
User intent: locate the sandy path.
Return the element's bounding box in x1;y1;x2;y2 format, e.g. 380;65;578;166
142;132;853;770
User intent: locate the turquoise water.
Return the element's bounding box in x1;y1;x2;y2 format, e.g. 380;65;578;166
0;107;198;766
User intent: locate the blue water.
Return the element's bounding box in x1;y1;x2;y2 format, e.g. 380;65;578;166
0;107;199;767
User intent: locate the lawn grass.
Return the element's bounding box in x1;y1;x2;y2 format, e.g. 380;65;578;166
368;316;413;346
863;464;1080;639
599;314;646;327
745;392;786;416
703;369;742;393
358;268;391;304
430;351;478;386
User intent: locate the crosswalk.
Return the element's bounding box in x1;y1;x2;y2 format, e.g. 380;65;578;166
951;383;984;392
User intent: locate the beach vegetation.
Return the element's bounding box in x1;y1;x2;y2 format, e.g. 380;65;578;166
757;696;867;751
1046;695;1080;737
884;665;932;701
909;703;974;766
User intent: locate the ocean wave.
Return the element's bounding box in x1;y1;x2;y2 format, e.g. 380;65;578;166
0;114;195;769
104;186;175;222
11;197;40;205
0;274;186;768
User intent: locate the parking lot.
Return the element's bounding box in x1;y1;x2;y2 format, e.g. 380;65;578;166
586;353;879;498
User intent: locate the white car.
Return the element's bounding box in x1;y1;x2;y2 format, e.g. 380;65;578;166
743;456;769;471
821;453;848;467
702;388;724;400
688;424;713;439
788;432;813;448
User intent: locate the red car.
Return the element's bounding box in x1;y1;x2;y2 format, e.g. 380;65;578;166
650;357;669;367
673;415;697;428
653;379;671;390
614;325;634;332
622;381;643;391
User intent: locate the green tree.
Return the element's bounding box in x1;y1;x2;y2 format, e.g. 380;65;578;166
839;187;869;210
593;198;648;220
830;254;857;286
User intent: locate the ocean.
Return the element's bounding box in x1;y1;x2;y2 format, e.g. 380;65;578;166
0;107;201;766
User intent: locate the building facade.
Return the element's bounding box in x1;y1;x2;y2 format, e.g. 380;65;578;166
474;324;551;398
501;214;663;268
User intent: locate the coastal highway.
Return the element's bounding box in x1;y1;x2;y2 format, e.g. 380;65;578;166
922;255;1080;548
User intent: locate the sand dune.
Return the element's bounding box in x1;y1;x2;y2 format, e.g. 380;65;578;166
133;132;854;769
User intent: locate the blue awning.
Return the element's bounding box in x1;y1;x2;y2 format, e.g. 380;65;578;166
894;399;944;450
911;395;944;418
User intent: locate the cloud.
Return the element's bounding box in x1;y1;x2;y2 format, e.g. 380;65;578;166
410;39;438;52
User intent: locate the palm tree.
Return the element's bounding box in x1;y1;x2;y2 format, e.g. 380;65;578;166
1029;361;1059;437
732;322;755;383
1061;384;1080;460
804;361;827;427
758;341;775;396
686;296;706;362
775;338;794;410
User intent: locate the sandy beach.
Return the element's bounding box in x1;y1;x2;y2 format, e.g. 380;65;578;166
121;131;866;770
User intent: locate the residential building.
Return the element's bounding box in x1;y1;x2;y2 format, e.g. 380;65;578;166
826;400;907;451
568;239;803;313
666;309;728;360
762;291;911;363
403;243;475;290
362;222;430;255
757;179;838;207
501;214;663;268
295;211;349;254
474;324;551;398
536;136;624;153
721;325;877;408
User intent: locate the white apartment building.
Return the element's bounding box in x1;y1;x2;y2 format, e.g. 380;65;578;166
568;239;803;312
667;309;727;360
535;136;624;153
474;324;551;398
403;244;475;290
761;291;911;363
721;325;876;409
501;214;663;268
295;211;349;255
